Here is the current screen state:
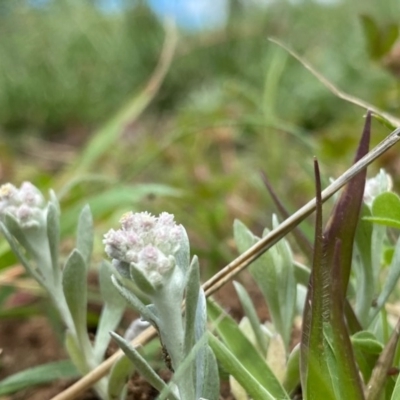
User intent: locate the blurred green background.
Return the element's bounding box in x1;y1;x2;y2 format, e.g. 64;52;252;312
0;0;399;278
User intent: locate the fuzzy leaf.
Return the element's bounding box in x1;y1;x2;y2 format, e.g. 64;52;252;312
233;281;267;355
110;332;177;398
94;261;126;362
111;275;157;325
76;204;93;267
184;256;200;357
370;234;400;322
207;299;289;399
108;355;135;400
283;344;300;395
0;222;40;283
62;249;88;339
197;347;219;400
46;202;60;281
261;170;313;261
233;219;296;349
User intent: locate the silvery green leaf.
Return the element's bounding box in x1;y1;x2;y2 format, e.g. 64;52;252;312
233;280;267;355
184;256;200;356
62;249;88;340
94;261;126;363
110;332;178;399
233;218;296;350
293;261;310;287
111;275;158;325
158;333;210;400
129;264;157;295
49;189;60;214
107;355;134;400
369;233;400;322
175;226;190;274
46;202;60;282
197;346;219;400
0;222;42;284
65;330;87;375
266;334;286;383
208;333;279;400
283;343;300;394
4;213;37;263
354;204;377;324
194;289;210;398
76;205;93;268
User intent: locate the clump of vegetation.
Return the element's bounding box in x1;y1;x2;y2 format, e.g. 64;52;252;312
1;1;400;399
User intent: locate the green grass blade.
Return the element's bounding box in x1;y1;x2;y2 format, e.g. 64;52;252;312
0;360;79;395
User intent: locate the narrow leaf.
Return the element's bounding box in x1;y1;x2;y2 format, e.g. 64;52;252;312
328;240;365;400
110;332;177;399
233;281;267;355
62;249;88;340
261;170;313;261
46;202;60;282
370;235;400;321
111;275;157;325
208;333;279;400
94;261;126;362
0;360;79;396
76;204;93;267
107;355;135;400
207;299;289;399
323;111;371;295
184;256;200;357
300;159;335;400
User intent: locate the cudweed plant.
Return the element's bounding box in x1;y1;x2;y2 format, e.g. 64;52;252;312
103;211;219;400
0;182;124;398
0;184;219;399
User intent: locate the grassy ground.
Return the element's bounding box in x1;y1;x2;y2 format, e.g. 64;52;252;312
0;0;399;310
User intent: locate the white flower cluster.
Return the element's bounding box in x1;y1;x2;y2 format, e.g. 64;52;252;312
363;169;393;207
103;212;184;288
0;182;46;228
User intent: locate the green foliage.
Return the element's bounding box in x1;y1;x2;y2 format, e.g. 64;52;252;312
0;360;79;395
360;14;399;60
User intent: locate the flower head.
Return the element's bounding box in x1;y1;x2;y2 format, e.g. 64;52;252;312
104;212;184;289
0;182;46;228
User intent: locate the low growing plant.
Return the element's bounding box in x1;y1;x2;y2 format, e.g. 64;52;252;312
2;113;400;400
